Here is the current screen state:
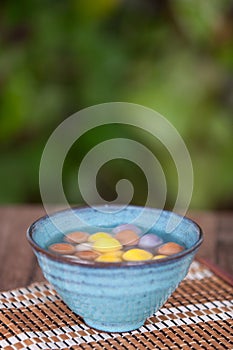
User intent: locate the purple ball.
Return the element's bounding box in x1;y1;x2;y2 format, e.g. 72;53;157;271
139;233;163;249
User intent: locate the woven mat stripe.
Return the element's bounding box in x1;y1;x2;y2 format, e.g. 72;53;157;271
0;261;232;349
0;274;231;310
0;298;232;347
0;261;211;303
0;320;232;350
184;261;213;280
165;275;232;308
0;282;53;300
0;288;232;315
0;261;214;312
0;285;58;308
0;292;232;338
0;276;232;340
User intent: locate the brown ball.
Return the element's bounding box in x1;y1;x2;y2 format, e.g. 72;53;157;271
48;243;76;255
115;230;139;246
157;242;184;256
64;231;89;244
75;250;100;261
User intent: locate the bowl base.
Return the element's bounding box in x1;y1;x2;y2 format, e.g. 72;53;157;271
83;318;146;333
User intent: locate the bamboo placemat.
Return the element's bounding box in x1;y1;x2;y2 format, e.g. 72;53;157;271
0;260;232;350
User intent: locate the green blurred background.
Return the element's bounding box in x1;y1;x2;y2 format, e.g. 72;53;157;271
0;0;232;209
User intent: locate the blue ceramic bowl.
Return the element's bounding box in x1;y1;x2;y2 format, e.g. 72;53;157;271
27;206;203;332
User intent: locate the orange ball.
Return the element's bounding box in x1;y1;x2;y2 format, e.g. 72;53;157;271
157;242;184;256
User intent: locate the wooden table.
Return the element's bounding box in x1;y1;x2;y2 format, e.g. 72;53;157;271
0;205;232;292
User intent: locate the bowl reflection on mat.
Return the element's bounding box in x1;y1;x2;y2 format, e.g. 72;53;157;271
27;206;203;333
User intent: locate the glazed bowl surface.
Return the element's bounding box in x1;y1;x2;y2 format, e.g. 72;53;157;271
27;206;203;332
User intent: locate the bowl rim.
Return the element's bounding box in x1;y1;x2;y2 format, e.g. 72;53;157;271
26;205;204;268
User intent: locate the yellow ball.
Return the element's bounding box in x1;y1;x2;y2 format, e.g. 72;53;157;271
93;237;122;253
88;232;111;242
153;255;167;260
104;250;123;258
96;253;122;262
122;249;153;261
115;250;123;257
